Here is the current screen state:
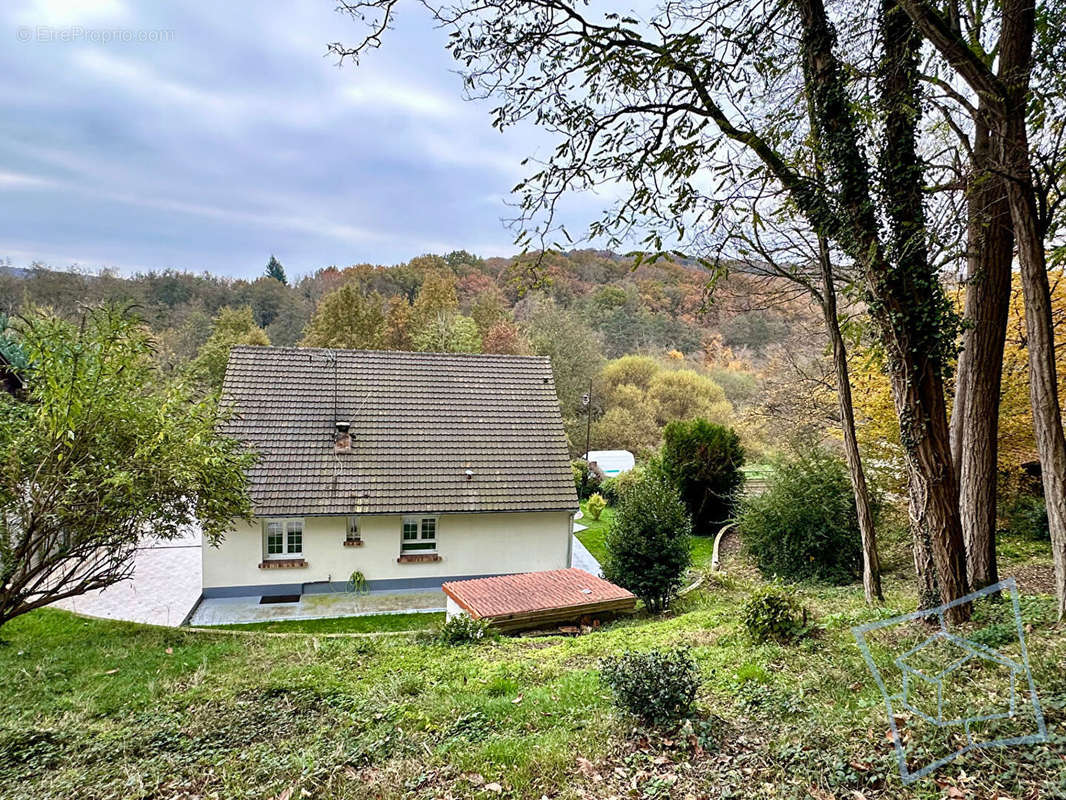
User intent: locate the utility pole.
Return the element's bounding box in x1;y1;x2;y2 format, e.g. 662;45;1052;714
584;382;592;460
582;382;592;498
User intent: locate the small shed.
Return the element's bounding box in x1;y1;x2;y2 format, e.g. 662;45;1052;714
583;450;635;477
442;568;637;632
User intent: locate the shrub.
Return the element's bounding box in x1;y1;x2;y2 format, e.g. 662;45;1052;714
1004;494;1049;540
572;459;604;500
600;648;700;727
742;584;809;643
660;419;745;535
435;614;494;645
586;492;607;520
738;448;866;583
602;473;692;612
601;466;646;505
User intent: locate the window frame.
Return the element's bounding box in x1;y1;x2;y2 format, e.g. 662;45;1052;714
263;518;304;560
400;516;438;553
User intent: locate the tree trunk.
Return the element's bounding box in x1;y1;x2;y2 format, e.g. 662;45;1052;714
876;0;970;621
818;237;883;603
998;0;1066;619
954;116;1013;591
794;0;971;621
909;470;941;609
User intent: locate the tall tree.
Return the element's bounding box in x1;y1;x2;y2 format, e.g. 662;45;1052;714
895;0;1066;617
265;255;287;284
949;116;1014;591
302;283;387;350
0;306;253;629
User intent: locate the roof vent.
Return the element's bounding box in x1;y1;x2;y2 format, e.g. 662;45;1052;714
334;421;351;453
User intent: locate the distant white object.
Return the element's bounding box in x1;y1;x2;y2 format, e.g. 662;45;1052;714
583;450;635;478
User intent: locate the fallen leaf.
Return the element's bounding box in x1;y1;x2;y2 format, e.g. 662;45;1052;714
485;782;503;793
576;758;597;777
512;694;523;705
276;788;293;800
466;774;485;786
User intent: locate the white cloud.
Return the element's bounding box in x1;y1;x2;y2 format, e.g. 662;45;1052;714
341;81;457;119
0;169;54;188
16;0;126;27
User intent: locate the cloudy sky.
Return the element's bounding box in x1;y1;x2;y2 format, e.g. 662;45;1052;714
0;0;605;279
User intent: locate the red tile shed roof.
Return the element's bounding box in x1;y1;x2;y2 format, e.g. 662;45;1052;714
442;568;636;620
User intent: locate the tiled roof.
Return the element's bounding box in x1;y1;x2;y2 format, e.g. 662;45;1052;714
220;346;578;516
442;568;636;619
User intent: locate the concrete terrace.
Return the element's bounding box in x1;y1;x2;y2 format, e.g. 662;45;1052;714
189;588;446;626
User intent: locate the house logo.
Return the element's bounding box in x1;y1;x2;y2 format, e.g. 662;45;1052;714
852;578;1047;783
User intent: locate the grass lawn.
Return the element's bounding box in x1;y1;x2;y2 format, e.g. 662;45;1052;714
3;546;1062;800
577;501;716;569
210;611;445;635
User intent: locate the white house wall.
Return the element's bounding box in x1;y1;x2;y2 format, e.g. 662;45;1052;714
202;511;573;596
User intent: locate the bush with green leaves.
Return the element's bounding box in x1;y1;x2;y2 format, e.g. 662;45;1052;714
435;614;494;645
660;419;745;535
738;447;866;583
602;472;692;612
600;648;700;727
572;459;604;500
1003;494;1049;540
742;584;809;643
586;492;607;520
599;476;618;505
599;466;645;505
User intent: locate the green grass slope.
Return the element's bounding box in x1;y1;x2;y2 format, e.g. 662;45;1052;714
1;550;1063;799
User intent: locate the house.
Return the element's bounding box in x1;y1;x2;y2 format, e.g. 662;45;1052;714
201;346;579;599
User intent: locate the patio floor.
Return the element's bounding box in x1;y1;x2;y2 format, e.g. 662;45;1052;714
52;527;202;627
189;587;446;626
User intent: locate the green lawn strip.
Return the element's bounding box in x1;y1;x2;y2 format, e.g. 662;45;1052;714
208;611;445;635
577;500;715;568
1;575;1063;799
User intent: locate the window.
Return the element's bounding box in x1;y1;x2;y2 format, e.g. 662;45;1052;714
401;517;437;552
264;519;303;559
345;516;361;544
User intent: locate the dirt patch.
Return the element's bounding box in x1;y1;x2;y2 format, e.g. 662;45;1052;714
1000;562;1057;594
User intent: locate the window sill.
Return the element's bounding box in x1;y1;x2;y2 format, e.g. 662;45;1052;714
342;539;364;547
397;553;441;564
259;558;307;569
